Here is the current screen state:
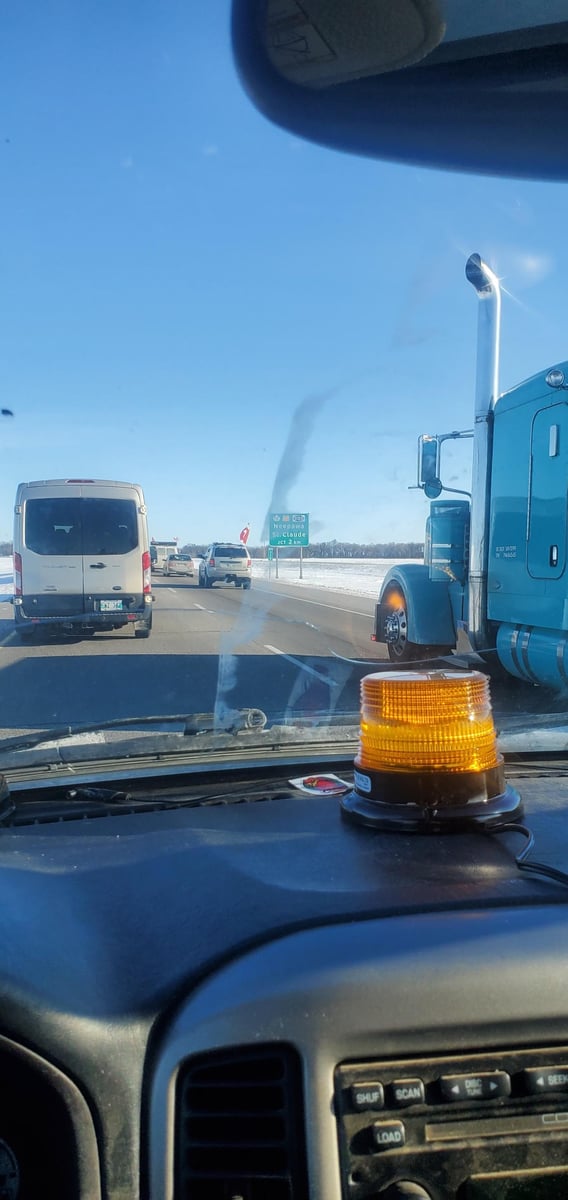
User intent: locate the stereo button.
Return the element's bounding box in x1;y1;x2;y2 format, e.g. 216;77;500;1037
391;1079;425;1107
372;1120;406;1151
440;1072;511;1102
524;1068;568;1095
350;1083;384;1111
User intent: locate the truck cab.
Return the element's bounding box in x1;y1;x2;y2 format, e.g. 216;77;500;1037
373;254;568;690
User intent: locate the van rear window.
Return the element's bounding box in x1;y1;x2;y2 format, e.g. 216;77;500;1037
25;498;139;556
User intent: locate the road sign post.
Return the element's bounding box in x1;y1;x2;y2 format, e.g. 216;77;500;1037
269;514;309;580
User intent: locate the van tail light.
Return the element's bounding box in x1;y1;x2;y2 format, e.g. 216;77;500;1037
209;558;216;567
142;551;151;594
14;553;22;596
246;556;251;568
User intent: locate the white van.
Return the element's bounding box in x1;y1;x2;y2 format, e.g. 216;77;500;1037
13;479;153;640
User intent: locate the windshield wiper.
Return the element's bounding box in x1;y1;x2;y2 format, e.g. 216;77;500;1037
0;708;270;755
0;710;360;772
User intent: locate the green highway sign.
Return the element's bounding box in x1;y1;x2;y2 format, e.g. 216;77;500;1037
269;512;309;547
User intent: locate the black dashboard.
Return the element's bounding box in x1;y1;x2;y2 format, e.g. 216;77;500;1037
1;762;568;1199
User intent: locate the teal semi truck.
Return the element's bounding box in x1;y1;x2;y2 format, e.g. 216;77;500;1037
373;252;568;690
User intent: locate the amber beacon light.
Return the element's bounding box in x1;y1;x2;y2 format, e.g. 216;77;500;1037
340;670;522;832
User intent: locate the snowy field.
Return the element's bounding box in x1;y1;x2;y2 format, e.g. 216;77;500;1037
252;557;421;599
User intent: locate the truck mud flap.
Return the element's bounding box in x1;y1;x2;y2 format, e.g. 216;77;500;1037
373;602;390;644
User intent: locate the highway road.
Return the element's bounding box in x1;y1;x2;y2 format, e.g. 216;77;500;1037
0;575;556;740
0;576;386;736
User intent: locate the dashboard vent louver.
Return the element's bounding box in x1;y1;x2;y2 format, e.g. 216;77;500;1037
175;1043;307;1200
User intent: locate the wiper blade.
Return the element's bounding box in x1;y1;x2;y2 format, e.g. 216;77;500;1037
0;708;269;755
0;710;360;765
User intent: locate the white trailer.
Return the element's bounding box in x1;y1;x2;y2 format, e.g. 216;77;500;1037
150;539;178;573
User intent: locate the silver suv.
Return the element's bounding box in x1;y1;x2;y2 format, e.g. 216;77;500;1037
198;543;252;589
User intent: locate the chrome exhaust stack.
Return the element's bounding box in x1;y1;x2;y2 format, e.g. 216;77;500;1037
465;253;501;651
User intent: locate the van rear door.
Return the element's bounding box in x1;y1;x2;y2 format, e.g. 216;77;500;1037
22;487;85;616
80;485;143;616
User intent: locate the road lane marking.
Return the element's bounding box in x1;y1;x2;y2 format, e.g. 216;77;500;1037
255;586;373;618
194;603;206;610
264;644;338;686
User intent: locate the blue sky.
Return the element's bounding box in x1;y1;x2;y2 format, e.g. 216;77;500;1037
1;0;568;546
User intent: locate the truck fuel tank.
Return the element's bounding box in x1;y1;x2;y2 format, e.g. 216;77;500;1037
496;622;568;690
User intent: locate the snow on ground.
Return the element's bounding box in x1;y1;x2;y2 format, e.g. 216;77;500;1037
0;557;12;602
252;557;421;599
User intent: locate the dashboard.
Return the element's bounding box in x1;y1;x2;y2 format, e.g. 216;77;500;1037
0;761;567;1199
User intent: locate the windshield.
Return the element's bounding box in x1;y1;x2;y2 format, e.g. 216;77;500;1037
0;3;567;768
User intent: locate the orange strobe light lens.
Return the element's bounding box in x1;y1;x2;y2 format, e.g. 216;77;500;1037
357;670;499;775
341;669;522;831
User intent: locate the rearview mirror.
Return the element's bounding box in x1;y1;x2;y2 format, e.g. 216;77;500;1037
232;0;568;180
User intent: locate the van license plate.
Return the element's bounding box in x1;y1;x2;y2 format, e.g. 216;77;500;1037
100;600;123;611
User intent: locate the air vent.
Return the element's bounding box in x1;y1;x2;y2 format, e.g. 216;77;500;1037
175;1043;308;1200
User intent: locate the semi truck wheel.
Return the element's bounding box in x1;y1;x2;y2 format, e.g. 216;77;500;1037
383;588;451;664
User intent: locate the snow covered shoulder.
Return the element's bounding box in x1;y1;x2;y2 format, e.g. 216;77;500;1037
252;557;420;600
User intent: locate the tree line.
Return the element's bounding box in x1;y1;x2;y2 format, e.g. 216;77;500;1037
181;541;424;559
0;539;423;560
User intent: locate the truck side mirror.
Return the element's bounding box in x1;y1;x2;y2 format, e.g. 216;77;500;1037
418;435;440;487
424;479;443;500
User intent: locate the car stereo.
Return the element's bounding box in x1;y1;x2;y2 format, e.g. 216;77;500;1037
335;1047;568;1198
